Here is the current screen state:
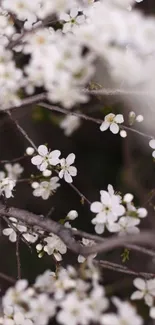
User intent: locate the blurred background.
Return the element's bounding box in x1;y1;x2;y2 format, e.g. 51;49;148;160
0;1;155;324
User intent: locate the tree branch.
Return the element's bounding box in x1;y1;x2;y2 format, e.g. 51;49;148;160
0;204;155;256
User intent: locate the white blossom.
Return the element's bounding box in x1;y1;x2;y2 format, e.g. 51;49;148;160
57;292;93;325
107;216;140;235
3;217;38;243
31;145;61;171
102;297;143;325
32;177;60;200
131;278;155;307
0;172;16;198
60;115;81;136
100;114;124;134
4;163;23;180
59;153;77;183
44;233;67;261
60;8;85;33
78;238;96;263
91;185;125;234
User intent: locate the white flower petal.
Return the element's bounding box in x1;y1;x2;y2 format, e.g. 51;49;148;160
90;202;102;213
133;278;146;290
38;145;48;156
64;170;72;183
110;122;119;134
100;121;110;132
68;166;77;176
95;223;104;234
131;291;144;300
66;153;75;165
114;114;124;124
31;155;43;166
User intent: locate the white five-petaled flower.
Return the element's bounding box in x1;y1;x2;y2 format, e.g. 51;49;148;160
44;233;67;261
59;153;77;183
4;163;23;180
60;8;85;33
91;184;125;234
107;216;140;235
131;278;155;307
102;297;143;325
100;113;124;134
31;145;61;171
32;177;60;200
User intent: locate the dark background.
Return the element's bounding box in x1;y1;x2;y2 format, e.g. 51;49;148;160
0;1;155;323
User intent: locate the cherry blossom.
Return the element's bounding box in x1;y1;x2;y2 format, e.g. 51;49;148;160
32;177;60;200
4;163;23;180
102;297;143;325
0;172;16;198
60;115;81;136
43;233;67;261
31;145;61;171
59;153;77;183
131;278;155;307
100;114;124;134
3;217;38;243
107;216;140;235
60;8;85;33
90;184;125;234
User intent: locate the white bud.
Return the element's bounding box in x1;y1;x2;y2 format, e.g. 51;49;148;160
149;139;155;149
36;243;43;251
42;169;52;177
120;130;127;138
31;182;39;189
124;193;134;203
78;255;85;263
67;210;78;220
26;147;35;155
136;115;144;122
137;208;147;218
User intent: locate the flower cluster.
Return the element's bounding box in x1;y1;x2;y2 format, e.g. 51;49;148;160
0;163;23;198
1;263;143;325
131;277;155;320
36;233;67;261
31;145;77;191
3;217;38;243
90;185;147;235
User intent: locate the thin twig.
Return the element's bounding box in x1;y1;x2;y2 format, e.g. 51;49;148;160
96;259;155;279
16;234;21;280
0;272;16;284
39;102;153;141
0;155;26;164
7;112;37;151
84;88;155;97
